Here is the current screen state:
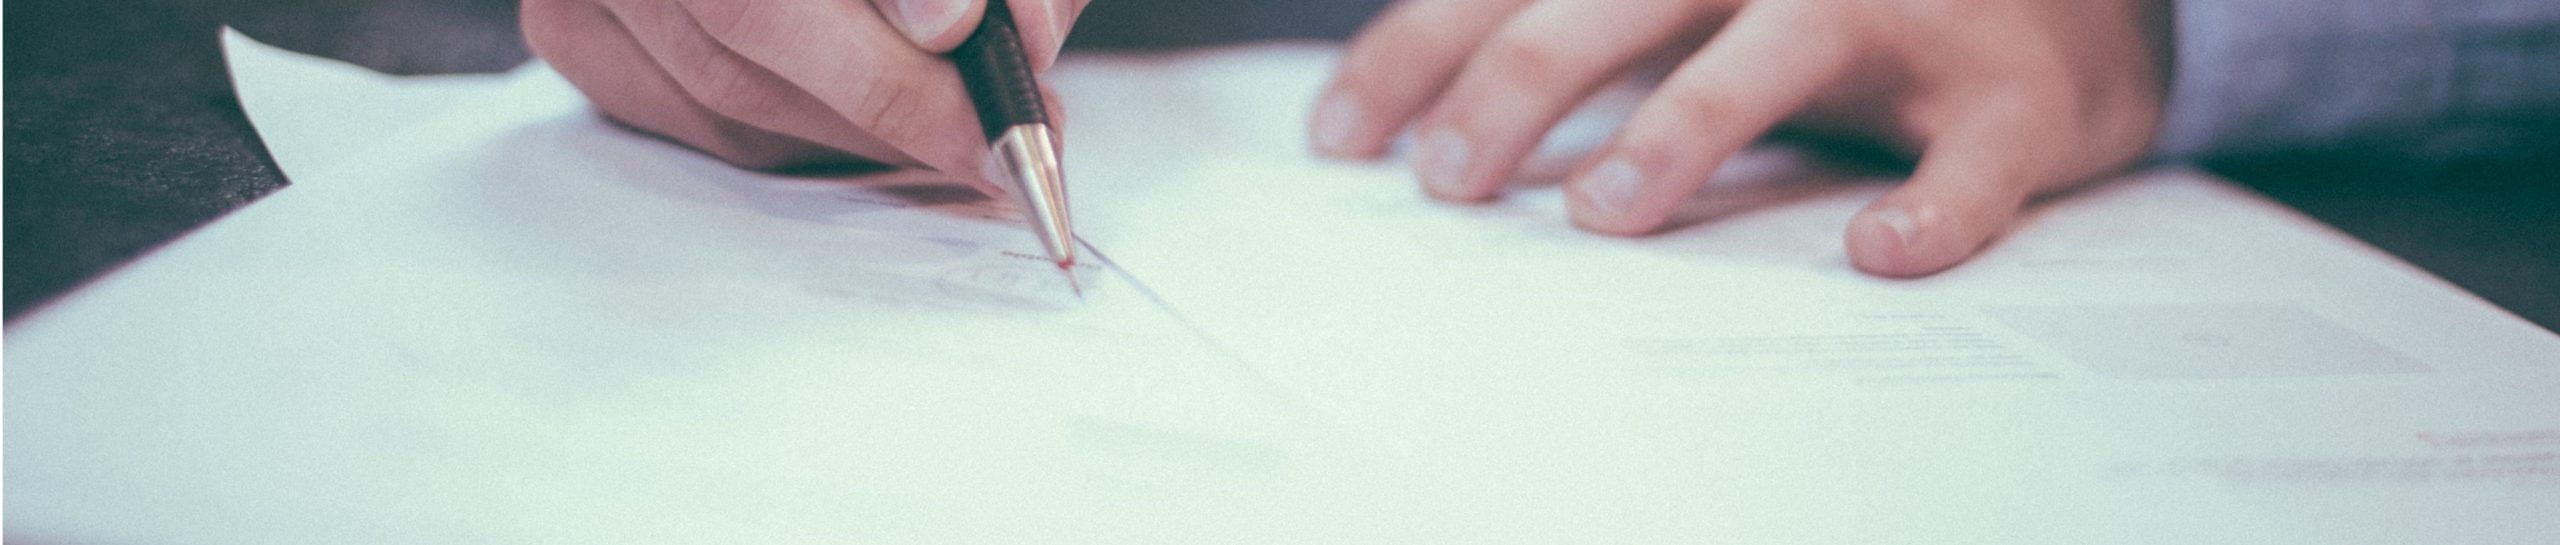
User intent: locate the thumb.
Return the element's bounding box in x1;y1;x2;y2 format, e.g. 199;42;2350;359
873;0;985;53
1843;127;2047;277
873;0;1082;72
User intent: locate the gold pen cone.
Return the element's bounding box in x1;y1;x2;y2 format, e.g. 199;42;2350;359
986;123;1078;294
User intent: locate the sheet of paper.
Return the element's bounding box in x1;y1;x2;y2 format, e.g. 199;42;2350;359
1052;46;2560;541
7;35;2556;545
9;35;1350;545
220;29;532;177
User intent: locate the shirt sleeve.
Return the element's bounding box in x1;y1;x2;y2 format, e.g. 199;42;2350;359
2154;0;2560;163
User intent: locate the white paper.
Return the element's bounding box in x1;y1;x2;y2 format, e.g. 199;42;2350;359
1050;48;2560;542
11;34;1337;544
8;34;2557;545
220;29;531;177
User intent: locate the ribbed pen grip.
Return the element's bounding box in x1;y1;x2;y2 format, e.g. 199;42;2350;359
952;0;1049;142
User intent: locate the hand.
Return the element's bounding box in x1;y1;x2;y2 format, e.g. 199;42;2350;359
523;0;1088;193
1310;0;2171;276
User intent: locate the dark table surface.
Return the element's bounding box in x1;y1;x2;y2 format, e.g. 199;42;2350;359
9;0;2556;332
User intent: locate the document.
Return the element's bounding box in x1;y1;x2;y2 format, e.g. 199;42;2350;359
4;32;2554;545
8;34;1331;544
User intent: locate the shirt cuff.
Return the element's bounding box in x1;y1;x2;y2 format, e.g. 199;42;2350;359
2152;0;2457;160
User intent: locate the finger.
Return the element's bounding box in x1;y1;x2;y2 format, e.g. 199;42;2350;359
1043;82;1067;142
1844;117;2055;277
870;0;1085;71
872;0;982;52
527;0;839;169
676;0;989;185
1406;0;1721;201
1308;0;1536;160
1007;0;1090;72
609;0;917;166
1565;2;1853;235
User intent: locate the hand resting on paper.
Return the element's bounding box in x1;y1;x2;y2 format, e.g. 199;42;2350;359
521;0;1086;196
1310;0;2172;277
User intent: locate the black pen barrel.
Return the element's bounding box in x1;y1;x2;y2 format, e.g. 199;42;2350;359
952;0;1050;142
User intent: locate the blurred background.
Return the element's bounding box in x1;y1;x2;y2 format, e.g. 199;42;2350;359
8;0;2555;329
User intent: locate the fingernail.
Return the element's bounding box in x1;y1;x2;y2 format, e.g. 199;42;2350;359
1577;158;1643;218
1047;0;1075;49
893;0;968;44
1415;128;1472;198
1849;207;1921;272
1311;94;1365;157
1872;207;1919;248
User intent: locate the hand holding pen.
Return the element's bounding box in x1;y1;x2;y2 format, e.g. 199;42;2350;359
522;0;1084;200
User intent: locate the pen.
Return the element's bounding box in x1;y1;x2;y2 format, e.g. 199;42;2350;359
952;0;1078;294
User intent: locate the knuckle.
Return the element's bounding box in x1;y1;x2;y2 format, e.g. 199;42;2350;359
1659;88;1748;129
1976;171;2041;203
841;75;926;146
1607;118;1690;173
678;0;771;42
689;56;785;121
1474;34;1573;93
1973;158;2048;199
